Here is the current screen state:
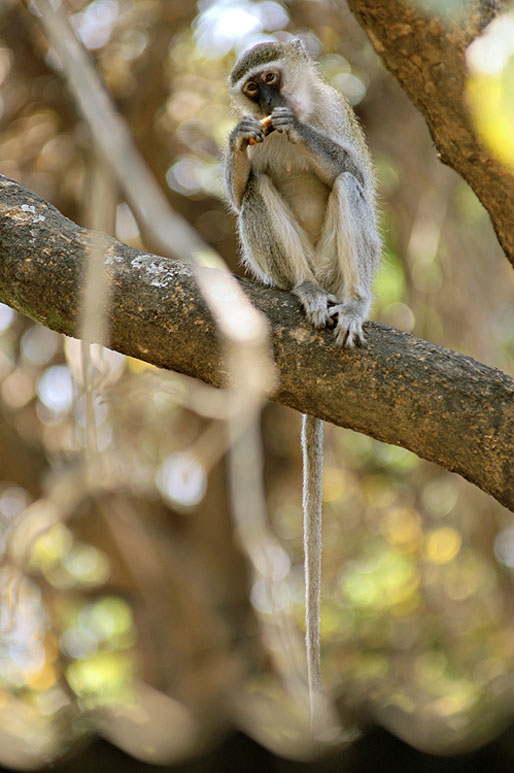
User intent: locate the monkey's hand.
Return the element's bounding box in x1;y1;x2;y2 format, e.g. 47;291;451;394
229;116;266;152
328;300;367;348
270;106;302;143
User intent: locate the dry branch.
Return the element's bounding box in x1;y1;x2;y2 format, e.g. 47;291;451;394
0;174;513;511
347;0;514;268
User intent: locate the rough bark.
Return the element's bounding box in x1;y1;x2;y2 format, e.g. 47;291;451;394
0;175;512;511
347;0;514;268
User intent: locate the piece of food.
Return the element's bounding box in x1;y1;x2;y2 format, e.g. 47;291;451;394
248;115;273;145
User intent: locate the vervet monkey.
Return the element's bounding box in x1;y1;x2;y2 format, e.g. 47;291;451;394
224;39;381;725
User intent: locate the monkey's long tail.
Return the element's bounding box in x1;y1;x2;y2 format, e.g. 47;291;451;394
301;412;323;733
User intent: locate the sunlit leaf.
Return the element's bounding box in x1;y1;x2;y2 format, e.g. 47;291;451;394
467;15;514;169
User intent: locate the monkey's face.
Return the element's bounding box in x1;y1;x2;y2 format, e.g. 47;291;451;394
229;42;315;121
241;68;287;116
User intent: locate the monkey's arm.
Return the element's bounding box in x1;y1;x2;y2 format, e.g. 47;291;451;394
271;107;364;189
225;117;266;210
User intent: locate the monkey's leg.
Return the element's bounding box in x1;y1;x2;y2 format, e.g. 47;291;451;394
317;173;377;347
302;413;323;730
240;174;334;327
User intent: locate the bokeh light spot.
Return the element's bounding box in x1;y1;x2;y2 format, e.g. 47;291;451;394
37;365;74;415
425;528;461;564
156;453;207;508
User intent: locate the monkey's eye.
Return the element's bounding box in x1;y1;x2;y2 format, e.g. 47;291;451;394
243;81;258;96
264;71;278;84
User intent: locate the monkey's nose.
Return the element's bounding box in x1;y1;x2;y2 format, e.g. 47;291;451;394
259;86;283;112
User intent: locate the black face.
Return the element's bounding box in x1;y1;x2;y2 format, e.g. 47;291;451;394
242;69;285;113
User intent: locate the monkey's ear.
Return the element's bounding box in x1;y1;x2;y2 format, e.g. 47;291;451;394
290;38;311;60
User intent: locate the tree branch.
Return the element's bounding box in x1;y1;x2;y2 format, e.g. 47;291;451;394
0;174;513;511
347;0;514;268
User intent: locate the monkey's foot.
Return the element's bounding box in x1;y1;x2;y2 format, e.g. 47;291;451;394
328;303;366;348
293;282;335;329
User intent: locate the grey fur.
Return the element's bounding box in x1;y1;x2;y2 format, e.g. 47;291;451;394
224;40;380;347
224;41;381;729
302;413;323;726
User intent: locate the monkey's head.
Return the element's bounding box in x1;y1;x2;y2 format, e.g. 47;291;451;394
229;39;317;120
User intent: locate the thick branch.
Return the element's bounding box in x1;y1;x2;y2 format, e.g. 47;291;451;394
347;0;514;268
0;175;513;511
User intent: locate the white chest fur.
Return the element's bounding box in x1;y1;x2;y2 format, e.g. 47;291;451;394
250;132;330;244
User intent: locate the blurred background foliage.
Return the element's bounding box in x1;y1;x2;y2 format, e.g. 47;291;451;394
0;0;513;769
